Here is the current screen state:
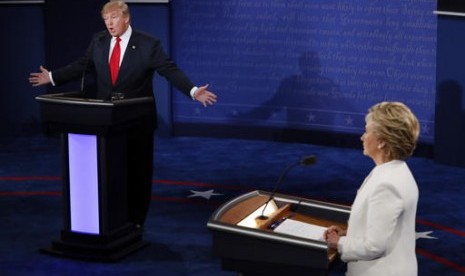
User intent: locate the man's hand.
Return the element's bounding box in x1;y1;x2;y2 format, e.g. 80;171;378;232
194;84;217;107
29;65;51;87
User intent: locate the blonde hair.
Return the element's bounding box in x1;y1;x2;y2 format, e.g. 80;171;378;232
101;0;130;18
366;102;420;160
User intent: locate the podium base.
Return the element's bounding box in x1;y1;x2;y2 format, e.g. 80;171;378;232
40;225;149;262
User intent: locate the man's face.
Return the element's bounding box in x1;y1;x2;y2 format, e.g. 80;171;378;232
102;9;129;37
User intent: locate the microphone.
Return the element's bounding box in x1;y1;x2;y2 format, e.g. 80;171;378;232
256;155;317;221
80;53;92;95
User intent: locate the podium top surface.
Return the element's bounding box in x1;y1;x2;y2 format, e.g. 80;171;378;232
209;190;350;224
35;91;153;107
35;92;155;132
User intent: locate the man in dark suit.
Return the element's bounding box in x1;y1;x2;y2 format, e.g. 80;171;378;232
29;0;217;228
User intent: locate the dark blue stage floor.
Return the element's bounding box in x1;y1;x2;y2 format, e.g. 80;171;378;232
0;134;464;275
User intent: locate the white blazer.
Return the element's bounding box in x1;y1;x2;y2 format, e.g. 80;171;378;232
338;160;418;276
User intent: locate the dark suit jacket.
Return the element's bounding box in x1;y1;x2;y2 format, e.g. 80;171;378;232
52;29;195;129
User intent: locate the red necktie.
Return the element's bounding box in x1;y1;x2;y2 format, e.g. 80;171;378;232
109;37;121;86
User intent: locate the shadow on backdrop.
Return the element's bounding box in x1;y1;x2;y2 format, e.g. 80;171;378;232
230;51;356;143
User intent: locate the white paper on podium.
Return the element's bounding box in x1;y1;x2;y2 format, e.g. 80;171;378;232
273;219;326;241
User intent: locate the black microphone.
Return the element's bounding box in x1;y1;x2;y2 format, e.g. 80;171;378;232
256;155;317;221
80;56;90;94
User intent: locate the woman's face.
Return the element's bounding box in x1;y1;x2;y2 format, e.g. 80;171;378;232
361;121;383;164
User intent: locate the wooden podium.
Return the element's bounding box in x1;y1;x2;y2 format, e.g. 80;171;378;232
207;190;350;275
35;91;154;261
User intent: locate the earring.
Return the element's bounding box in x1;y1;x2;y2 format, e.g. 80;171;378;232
377;144;383;150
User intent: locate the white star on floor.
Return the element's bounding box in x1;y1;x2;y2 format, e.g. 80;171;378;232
188;189;222;199
416;231;437;240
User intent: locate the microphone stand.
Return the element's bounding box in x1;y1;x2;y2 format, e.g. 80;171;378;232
256;160;301;221
256;155;317;222
80;53;91;95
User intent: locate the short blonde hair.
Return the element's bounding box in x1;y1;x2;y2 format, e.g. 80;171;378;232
101;0;130;18
366;102;420;160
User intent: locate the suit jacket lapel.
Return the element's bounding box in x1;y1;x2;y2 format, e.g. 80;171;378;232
117;32;138;86
96;34;112;87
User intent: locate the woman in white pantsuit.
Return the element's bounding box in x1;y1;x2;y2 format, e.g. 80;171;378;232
325;102;420;276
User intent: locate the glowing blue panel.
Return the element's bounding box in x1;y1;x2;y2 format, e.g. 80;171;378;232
68;133;99;234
